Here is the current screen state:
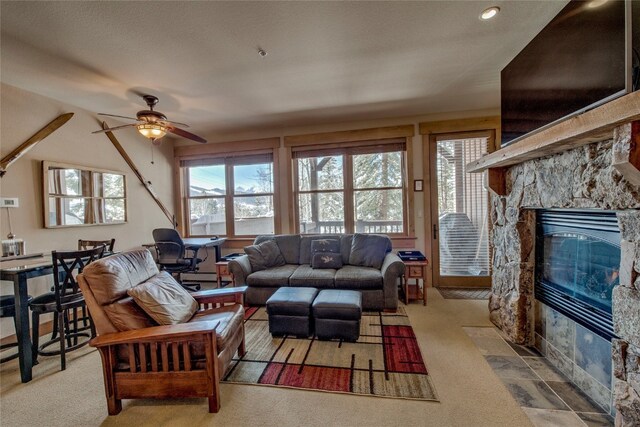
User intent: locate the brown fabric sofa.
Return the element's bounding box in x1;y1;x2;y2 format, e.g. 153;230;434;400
77;249;246;415
228;234;404;311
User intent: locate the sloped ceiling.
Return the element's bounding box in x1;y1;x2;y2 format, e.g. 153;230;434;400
1;1;568;139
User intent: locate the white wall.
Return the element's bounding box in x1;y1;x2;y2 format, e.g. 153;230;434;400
0;83;176;337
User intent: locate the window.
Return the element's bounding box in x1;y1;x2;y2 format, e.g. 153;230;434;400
294;143;406;235
184;154;275;237
43;162;126;227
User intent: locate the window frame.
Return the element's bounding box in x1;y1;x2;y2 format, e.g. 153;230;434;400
178;146;280;239
292;143;409;236
42;161;127;228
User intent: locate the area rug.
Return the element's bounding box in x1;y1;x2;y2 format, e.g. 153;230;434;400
437;287;491;300
222;306;438;401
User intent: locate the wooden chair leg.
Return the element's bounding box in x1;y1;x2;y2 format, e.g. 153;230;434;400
238;326;246;358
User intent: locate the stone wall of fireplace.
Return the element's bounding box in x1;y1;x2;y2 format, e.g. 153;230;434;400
488;135;640;425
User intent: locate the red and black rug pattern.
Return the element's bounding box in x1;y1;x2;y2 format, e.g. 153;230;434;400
222;307;438;401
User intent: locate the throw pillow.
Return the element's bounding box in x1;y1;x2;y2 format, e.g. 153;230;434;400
348;233;389;269
127;272;198;325
244;239;286;272
310;238;340;254
311;252;343;269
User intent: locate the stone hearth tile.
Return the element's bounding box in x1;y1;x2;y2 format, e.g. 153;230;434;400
485;355;538;380
546;342;574;379
534;333;547;356
575;411;614;427
468;336;518;357
547;381;606;413
502;378;570;410
545;308;575;359
573;364;612;413
523;357;569;382
575;323;612;388
507;341;542;357
522;408;587;427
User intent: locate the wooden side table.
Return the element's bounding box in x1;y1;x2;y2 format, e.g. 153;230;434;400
215;261;235;288
401;260;429;306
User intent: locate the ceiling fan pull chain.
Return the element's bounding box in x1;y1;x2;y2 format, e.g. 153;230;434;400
151;143;155;165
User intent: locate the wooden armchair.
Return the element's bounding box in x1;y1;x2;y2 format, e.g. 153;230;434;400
77;249;247;415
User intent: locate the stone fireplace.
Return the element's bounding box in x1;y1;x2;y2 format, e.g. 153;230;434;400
488;132;640;425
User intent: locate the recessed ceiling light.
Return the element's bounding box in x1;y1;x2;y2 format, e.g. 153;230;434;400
480;6;500;20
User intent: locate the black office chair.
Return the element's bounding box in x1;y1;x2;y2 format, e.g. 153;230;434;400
0;294;33;363
152;228;202;291
30;246;105;371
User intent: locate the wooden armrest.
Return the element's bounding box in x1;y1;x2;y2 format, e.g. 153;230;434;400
90;320;219;348
192;286;248;304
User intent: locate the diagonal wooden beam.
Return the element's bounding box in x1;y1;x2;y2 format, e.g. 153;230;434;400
0;113;74;177
101;122;176;226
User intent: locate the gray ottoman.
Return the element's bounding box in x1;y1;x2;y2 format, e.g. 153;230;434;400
312;290;362;342
266;287;318;338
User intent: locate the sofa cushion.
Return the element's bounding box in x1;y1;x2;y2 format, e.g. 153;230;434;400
334;265;383;290
255;234;301;264
299;235;341;265
311;238;340;255
191;304;244;353
311;252;343;269
246;264;298;287
290;264;336;288
340;235;354;265
244;240;285;271
349;233;391;269
103;296;157;331
82;249;160;306
127;272;198;325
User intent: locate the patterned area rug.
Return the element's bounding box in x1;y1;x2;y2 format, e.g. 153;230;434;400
437;287;491;300
222;306;438;401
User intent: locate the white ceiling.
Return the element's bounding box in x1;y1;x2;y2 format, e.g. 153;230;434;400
1;1;568;139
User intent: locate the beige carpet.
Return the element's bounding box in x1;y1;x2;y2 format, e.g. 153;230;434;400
0;289;533;426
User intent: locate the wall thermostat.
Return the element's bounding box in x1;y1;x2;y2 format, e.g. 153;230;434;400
0;198;19;208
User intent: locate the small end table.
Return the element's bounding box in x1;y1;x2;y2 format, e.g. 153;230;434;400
401;260;429;306
215;261;235;288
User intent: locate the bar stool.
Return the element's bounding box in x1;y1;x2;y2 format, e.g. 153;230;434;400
0;295;33;363
30;246;104;371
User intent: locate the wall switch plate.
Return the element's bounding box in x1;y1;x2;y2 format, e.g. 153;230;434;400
0;198;19;208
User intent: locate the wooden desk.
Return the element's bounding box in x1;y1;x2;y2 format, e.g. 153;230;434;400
182;238;226;263
401;260;429;306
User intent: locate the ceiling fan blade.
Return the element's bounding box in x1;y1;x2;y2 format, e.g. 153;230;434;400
92;123;137;134
166;126;207;144
97;113;139;121
159;119;190;128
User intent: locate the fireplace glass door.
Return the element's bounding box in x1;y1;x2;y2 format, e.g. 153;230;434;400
539;233;620;313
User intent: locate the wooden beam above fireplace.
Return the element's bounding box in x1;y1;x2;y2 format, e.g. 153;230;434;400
466;91;640;173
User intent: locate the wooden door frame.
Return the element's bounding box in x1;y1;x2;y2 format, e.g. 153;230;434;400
420;116;500;289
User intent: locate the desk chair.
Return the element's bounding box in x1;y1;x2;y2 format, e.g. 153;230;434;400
78;238;115;252
152;228;202;291
30;246;105;371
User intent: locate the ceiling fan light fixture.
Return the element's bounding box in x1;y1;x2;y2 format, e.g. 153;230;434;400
480;6;500;20
137;123;167;140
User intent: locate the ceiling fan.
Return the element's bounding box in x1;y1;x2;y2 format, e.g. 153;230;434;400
93;95;207;144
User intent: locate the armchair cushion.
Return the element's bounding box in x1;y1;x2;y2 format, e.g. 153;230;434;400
192;304;244;352
244;240;285;272
103;297;157;331
127;272;198;325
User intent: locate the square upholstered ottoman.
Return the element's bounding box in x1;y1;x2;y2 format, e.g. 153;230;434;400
266;287;318;338
312;290;362;342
